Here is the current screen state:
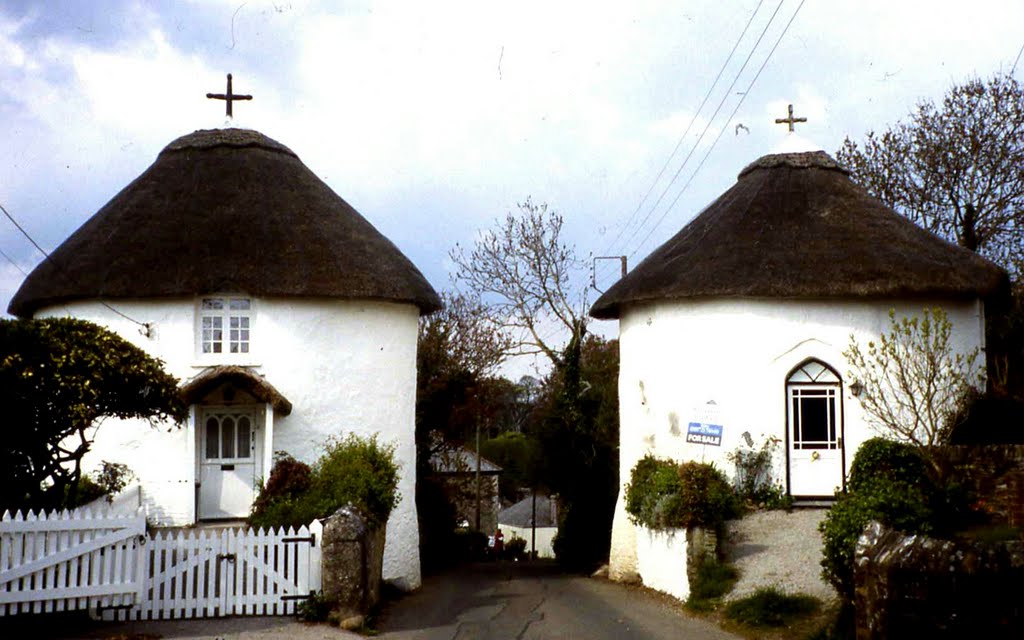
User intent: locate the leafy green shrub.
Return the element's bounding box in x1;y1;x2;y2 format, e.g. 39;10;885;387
625;456;740;531
686;559;739;610
728;435;790;509
311;434;401;528
625;456;684;528
296;590;331;622
248;434;400;530
676;462;742;529
64;475;107;508
63;461;136;508
819;439;937;602
723;587;820;628
452;529;488;562
847;438;930;491
251;453;312;513
505;535;527;560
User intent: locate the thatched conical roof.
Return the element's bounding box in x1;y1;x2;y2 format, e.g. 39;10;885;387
9;128;441;317
591;151;1007;319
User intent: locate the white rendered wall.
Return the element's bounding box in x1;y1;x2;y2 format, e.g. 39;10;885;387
37;296;423;590
498;525;557;559
607;297;985;581
634;527;689;601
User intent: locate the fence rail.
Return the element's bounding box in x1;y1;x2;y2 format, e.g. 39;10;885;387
0;507;322;620
0;507;145;616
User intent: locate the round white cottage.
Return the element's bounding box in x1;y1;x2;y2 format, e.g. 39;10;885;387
591;151;1007;583
9;128;441;590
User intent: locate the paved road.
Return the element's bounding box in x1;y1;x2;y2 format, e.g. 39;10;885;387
17;562;738;640
376;562;739;640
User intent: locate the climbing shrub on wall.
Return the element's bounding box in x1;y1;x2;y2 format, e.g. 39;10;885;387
625;455;740;531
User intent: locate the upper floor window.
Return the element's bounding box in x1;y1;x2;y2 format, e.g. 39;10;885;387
199;297;251;355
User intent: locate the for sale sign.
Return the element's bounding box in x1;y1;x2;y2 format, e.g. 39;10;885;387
686;422;723;446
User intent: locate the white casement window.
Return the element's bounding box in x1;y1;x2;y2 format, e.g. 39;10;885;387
199;297;252;355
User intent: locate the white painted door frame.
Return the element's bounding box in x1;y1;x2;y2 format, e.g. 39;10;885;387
785;361;845;498
196;405;265;520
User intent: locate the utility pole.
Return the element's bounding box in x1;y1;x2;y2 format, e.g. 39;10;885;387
475;415;482;532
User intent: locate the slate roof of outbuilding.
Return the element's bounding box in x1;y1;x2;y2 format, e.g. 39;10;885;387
590;151;1007;319
8;128;441;317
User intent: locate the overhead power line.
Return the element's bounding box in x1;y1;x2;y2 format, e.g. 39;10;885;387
601;0;767;259
631;0;807;258
597;0;788;285
0;245;27;277
619;0;787;259
0;200;151;330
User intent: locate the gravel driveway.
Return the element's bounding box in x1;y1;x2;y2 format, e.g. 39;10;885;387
725;508;836;602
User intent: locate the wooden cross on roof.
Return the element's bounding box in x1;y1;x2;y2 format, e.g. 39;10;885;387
774;103;807;132
206;73;252;118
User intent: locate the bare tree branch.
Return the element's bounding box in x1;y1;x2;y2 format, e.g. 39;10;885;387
838;73;1024;280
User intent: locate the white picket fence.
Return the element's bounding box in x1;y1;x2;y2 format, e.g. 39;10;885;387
0;508;145;617
0;507;322;620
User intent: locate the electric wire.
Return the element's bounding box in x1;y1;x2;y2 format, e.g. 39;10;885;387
599;0;787;283
0;200;150;328
0;244;27;277
600;0;766;260
630;0;807;258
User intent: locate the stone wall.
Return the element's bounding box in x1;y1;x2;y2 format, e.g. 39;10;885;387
941;445;1024;527
321;506;386;620
855;522;1024;639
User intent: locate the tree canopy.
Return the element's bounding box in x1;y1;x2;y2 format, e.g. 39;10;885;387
1;318;186;512
449;199;620;569
837;72;1024;281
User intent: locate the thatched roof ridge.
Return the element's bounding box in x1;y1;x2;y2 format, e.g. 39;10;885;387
9;128;441;317
181;365;292;415
590;151;1007;319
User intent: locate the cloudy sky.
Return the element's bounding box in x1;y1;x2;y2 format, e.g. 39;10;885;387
2;0;1023;372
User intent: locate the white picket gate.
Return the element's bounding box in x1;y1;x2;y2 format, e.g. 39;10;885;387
0;508;323;620
0;507;146;616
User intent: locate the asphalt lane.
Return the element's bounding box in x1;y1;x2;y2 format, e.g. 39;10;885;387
10;562;739;640
377;562;740;640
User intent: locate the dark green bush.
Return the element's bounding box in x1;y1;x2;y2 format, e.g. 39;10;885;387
452;529;488;562
63;461;136;509
847;437;930;491
505;535;527;560
819;439;937;603
248;434;399;530
686;559;739;608
625;456;740;531
250;454;312;517
948;389;1024;444
311;434;400;527
723;587;820;628
677;461;742;529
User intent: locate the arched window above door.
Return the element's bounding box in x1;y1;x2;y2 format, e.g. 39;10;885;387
788;359;840;384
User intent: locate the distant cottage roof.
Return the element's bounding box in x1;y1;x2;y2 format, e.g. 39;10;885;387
498;494;557;528
430;447;502;475
9;128;441;317
591;151;1007;319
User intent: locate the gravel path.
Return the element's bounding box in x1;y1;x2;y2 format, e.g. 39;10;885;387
724;508;837;603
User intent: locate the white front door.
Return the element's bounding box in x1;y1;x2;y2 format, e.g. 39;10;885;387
199;407;263;519
786;361;845;498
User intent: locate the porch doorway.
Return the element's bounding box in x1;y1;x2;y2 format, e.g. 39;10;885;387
786;360;845;498
198;406;264;519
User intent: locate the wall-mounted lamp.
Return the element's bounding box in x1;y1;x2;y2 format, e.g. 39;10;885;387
850;380;865;398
